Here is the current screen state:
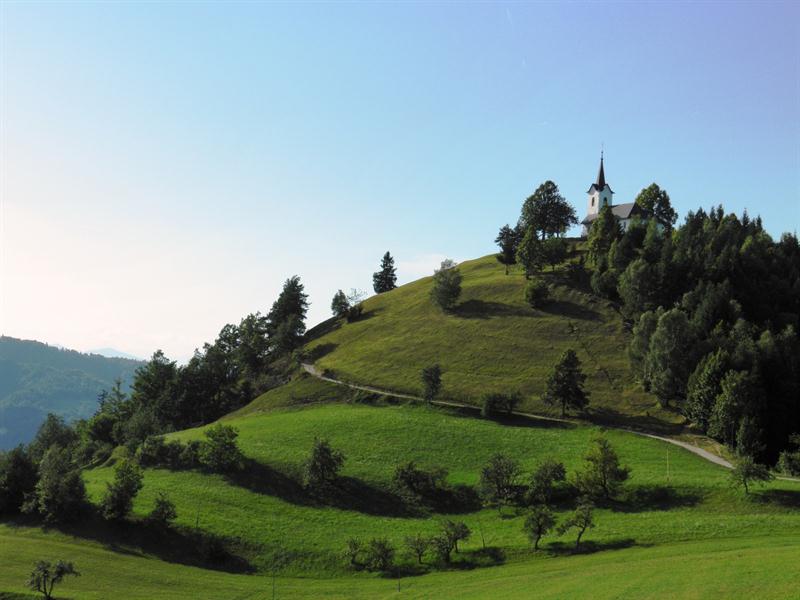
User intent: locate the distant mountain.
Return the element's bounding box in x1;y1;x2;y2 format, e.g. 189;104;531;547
0;336;144;449
88;347;143;361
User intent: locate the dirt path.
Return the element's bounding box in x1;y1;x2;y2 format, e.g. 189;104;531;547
300;363;738;469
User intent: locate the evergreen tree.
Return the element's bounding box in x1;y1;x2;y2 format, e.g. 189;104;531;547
618;258;660;320
495;224;519;274
372;251;398;293
267;276;309;353
542;349;589;417
101;459;144;520
331;289;350;318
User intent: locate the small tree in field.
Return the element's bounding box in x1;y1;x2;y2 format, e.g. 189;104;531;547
441;519;471;554
28;560;79;600
575;437;630;501
495;224;519;275
364;538;395;572
524;278;550;308
200;423;244;473
558;501;595;549
373;251;398;294
101;459;144;520
528;458;566;505
343;537;362;567
523;505;555;550
330;290;350;318
404;533;431;564
516;227;543;279
542;349;589;417
730;455;774;495
304;438;345;489
479;454;521;511
430;259;462;311
148;491;177;526
421;364;442;403
541;237;568;272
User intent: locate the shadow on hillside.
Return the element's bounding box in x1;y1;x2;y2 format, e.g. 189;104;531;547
754;488;800;509
541;300;600;321
547;537;643;556
304;316;341;341
307;342;338;361
588;407;685;436
225;458;413;517
5;513;253;574
612;485;703;513
483;412;575;431
454;299;533;319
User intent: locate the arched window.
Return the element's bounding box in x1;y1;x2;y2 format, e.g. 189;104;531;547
591;198;595;207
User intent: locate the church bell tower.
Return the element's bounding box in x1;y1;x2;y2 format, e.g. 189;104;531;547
587;152;614;216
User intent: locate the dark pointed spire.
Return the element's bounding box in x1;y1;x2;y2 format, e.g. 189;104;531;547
596;151;606;190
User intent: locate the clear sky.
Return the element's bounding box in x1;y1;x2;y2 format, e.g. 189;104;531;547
1;1;798;361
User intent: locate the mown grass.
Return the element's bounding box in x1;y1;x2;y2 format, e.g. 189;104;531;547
304;253;679;431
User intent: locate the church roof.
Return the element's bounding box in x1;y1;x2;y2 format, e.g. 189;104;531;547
586;154;614;193
581;202;644;225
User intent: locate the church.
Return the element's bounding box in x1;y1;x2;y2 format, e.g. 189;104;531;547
580;154;648;237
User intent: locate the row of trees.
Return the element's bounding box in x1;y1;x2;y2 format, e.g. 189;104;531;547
585;197;799;463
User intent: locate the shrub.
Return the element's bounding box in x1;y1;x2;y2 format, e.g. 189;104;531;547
199;424;243;473
524;278;550;308
404;533;430;564
392;461;448;505
303;438;345;489
179;440;202;468
148;491;177;526
343;537;362;567
23;446;86;523
481;392;521;418
431;260;462;311
101;459;144;521
364;538;395;572
421;364;442;403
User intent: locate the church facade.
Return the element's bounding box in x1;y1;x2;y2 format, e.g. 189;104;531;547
580;154;648;237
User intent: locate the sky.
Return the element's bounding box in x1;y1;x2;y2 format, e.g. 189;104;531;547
1;1;798;362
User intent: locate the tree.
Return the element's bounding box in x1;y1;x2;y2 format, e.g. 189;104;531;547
575;437;630;501
528;458;566;505
372;251;398;293
634;183;677;229
618;258;660;320
0;446;38;514
404;533;430;564
495;224;519;275
343;537;362;567
645;308;695;407
708;370;762;448
267;275;309;353
542;349;589;417
345;289;367;322
541;237;568;272
28;414;78;462
24;446;86;523
101;459;144;521
430;259;462;311
303;438;345;489
441;519;471;554
28;560;79;600
519;180;577;239
392;461;448;505
330;289;349;318
148;491;177;526
686;349;730;432
421;364;442;403
200;423;244;473
130;350;179;428
523;505;555;550
628;309;661;385
558;500;595;549
431;533;455;564
364;538;395;572
587;204;620;265
479;454;521;510
524;278;550;308
729;455;773;494
481;392;521;418
516;227;543;279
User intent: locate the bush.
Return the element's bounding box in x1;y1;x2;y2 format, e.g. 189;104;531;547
148;491;177;526
527;458;567;505
481;392;521;418
392;461;448;505
524;278;550;308
23;446;86;523
343;537;362;567
364;538;395;572
430;260;462;311
101;459;144;521
180;440;203;468
199;424;243;473
421;364;442;403
303;438;345;489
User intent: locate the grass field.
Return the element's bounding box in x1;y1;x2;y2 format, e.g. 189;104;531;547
304;253;680;431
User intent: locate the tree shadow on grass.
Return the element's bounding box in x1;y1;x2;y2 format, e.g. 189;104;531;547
306;342;338;361
587;407;685;436
611;485;704;513
540;300;601;321
753;488;800;509
5;513;253;574
454;300;533;319
438;546;506;571
547;537;643;556
484;412;575;431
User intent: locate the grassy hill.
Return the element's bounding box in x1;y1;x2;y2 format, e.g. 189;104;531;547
1;379;799;597
0;336;142;448
304;252;679;431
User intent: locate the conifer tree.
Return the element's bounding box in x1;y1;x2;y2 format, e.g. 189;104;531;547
542;349;589;417
495;224;518;275
267;276;309;353
372;252;398;293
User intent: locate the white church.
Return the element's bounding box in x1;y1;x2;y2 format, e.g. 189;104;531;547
580;153;648;237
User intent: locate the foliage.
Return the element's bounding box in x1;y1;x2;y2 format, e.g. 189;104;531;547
515;227;543;279
331;290;350;319
557;500;595;548
267;276;309;354
729;455;774;494
101;459;144;520
0;446;37;514
28;560;79;600
645;308;696;407
421;364;442;403
523;505;555;550
494;224;519;274
372;251;398;294
343;537;362;567
440;519;471;553
527;458;566;505
777;434;800;476
148;491;177;526
481;392;521;418
587;205;620;265
574;437;630;501
430;260;462;311
524;278;550;309
404;533;431;564
303;438;345;489
28;414;78;463
519;180;577;240
200;424;244;473
392;461;448;505
542;349;589;417
479;454;521;510
634;183;677;229
23;446;85;523
364;538;394;572
541;237;568;271
686;349;730;431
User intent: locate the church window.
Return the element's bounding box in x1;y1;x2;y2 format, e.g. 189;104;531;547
591;198;594;207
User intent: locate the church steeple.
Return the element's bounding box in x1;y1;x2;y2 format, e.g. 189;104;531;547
596;152;606;190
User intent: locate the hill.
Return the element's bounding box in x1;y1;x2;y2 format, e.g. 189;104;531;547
2;380;799;597
305;251;678;431
0;336;143;448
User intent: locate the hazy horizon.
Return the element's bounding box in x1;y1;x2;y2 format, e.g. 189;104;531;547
2;2;798;361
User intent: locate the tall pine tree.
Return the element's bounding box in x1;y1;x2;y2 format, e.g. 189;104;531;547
542;349;590;417
267;276;309;354
373;252;398;293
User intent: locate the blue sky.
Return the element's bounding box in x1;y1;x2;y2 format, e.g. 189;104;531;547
1;1;798;360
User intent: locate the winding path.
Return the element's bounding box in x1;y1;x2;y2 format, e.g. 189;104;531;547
301;363;735;470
